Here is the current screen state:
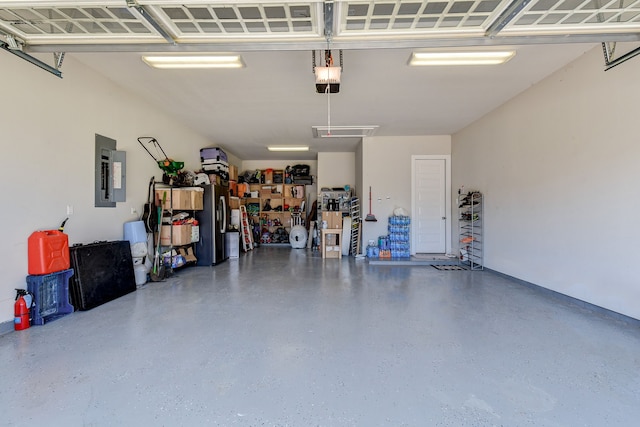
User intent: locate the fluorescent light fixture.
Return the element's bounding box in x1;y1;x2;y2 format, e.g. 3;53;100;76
267;146;309;152
312;125;379;138
408;51;515;66
142;54;244;69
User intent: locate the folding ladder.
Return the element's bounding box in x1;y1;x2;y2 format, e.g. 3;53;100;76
239;205;253;251
349;197;361;256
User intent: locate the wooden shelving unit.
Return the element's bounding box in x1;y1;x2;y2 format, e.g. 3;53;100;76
245;183;306;244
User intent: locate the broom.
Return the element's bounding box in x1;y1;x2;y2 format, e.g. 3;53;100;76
365;186;377;222
150;192;166;282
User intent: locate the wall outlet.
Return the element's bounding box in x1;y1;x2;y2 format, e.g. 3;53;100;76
66;205;74;215
131;207;137;215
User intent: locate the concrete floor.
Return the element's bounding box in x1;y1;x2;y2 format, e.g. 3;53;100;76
2;247;640;426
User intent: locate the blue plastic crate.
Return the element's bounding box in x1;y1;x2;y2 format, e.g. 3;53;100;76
26;269;74;325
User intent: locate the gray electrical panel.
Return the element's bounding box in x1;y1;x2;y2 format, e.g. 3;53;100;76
95;134;126;207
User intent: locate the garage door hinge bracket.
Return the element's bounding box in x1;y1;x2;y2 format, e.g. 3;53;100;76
54;52;65;69
603;42;640;71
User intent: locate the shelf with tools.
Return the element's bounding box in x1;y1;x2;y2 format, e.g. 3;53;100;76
244;183;306;245
458;190;483;270
153;184;203;274
315;188;352;256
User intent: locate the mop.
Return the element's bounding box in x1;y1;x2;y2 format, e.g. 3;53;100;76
365;186;377;222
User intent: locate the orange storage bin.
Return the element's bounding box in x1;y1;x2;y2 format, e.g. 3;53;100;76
237;183;248;198
229;180;238;197
28;230;70;275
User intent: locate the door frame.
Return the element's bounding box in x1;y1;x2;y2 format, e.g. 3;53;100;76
411;155;452;255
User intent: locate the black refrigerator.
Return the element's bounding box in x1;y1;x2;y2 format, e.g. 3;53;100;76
196;184;229;265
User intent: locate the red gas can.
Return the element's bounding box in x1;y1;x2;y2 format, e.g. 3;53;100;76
28;230;70;275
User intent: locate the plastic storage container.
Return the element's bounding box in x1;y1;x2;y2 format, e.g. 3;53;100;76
225;231;240;258
28;230;70;275
134;264;148;286
26;269;74;325
200;147;228;163
124;220;147;244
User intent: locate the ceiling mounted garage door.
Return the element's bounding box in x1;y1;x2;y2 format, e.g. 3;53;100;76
0;1;639;50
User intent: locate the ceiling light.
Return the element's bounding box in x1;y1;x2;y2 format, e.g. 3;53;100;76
312;126;379;138
408;51;515;66
142;54;244;69
267;146;309;152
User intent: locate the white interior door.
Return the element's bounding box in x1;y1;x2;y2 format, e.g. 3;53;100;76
413;158;446;253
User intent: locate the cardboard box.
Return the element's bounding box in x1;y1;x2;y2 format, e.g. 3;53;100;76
156;188;190;210
190;188;204;210
322;211;343;229
156;188;203;210
229;165;238;181
229;196;240;209
191;225;200;243
325;245;341;258
179;247;197;263
260;187;274;198
159;224;192;246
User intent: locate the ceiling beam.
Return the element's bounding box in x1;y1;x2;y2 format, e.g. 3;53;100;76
323;0;334;39
23;33;640;54
0;40;62;78
126;1;176;45
485;0;533;38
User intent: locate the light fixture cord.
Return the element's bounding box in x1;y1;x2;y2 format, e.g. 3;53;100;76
327;81;331;136
325;39;332;136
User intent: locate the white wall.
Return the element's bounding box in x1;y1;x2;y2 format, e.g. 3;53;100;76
0;53;217;324
355;142;363;206
453;46;640;319
361;136;451;247
317;152;356;191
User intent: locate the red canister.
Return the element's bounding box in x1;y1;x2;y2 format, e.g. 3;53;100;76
28;230;70;275
14;289;32;331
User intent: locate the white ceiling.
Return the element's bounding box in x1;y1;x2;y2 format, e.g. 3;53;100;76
68;44;593;160
2;1;639;160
